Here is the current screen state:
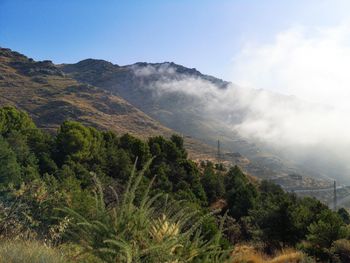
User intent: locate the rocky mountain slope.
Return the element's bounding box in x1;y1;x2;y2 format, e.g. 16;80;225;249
0;47;333;190
0;47;218;159
61;59;322;183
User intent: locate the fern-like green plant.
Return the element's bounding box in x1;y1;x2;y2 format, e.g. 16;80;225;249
60;159;230;262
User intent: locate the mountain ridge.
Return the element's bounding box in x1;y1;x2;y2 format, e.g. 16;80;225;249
61;55;330;186
0;47;335;193
0;47;218;159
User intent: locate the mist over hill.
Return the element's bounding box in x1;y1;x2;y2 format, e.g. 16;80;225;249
61;59;350;184
2;46;350;261
1;46;348;187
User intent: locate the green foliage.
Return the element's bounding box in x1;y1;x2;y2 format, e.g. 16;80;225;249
102;131;132;181
249;191;298;247
307;210;347;248
119;133;151;169
0;106;36;137
27;128;58;175
170;134;187;158
55;121;103;164
6;131;40;181
225;166;257;219
149;135;186;162
149;135;207;204
292;196;329;240
338;207;350;224
0;137;21;185
201;162;225;204
304;209;349;261
0;106;349;262
61;163;229;263
331;239;350;262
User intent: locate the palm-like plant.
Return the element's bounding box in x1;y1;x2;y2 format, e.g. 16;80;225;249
61;159;230;263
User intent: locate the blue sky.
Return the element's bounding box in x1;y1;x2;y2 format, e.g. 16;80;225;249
1;0;349;81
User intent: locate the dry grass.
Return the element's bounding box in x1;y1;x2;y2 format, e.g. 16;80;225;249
269;250;305;263
0;240;67;263
231;245;307;263
231;245;266;263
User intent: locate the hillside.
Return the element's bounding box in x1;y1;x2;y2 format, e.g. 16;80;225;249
0;47;292;183
0;106;347;262
0;47;334;190
61;58;332;187
0;47;217;159
0;47;348;262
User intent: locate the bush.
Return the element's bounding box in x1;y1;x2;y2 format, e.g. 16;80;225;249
61;161;230;263
331;239;350;262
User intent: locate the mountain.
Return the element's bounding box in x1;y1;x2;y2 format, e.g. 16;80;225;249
61;59;329;185
0;47;218;159
0;47;335;190
0;47;164;136
61;60;237;150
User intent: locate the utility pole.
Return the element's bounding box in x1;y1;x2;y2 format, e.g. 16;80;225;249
217;139;221;161
334;180;337;211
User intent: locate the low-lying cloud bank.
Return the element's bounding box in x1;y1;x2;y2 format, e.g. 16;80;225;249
131;24;350;182
231;24;350;110
163;80;350;181
229;24;350;181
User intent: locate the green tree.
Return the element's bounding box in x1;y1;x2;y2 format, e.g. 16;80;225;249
27;128;57;175
55;121;103;165
201;162;225;204
102;131;133;182
338;208;350;225
225;166;257;219
6;130;40;181
307;210;347;248
292;196;329;241
170;134;187;159
119;133;151;170
0;137;21;185
304;209;349;260
0;106;36;137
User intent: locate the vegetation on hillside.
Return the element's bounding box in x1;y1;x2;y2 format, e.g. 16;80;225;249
0;106;349;262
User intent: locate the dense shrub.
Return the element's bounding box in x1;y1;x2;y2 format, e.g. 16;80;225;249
0;106;349;262
61;163;229;263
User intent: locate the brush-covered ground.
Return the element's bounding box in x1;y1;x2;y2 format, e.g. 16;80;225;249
0;106;349;262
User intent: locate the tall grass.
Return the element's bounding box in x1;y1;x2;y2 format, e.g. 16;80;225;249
231;244;309;263
61;160;230;262
0;240;67;263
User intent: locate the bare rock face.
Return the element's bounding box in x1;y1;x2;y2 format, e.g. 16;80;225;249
10;59;65;77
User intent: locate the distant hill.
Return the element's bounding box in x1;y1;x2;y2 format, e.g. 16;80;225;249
0;47;335;189
0;47;218;159
61;58;310;181
0;47;169;136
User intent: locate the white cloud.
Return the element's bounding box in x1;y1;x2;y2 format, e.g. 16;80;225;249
231;24;350;110
131;34;350;180
132;63;176;77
